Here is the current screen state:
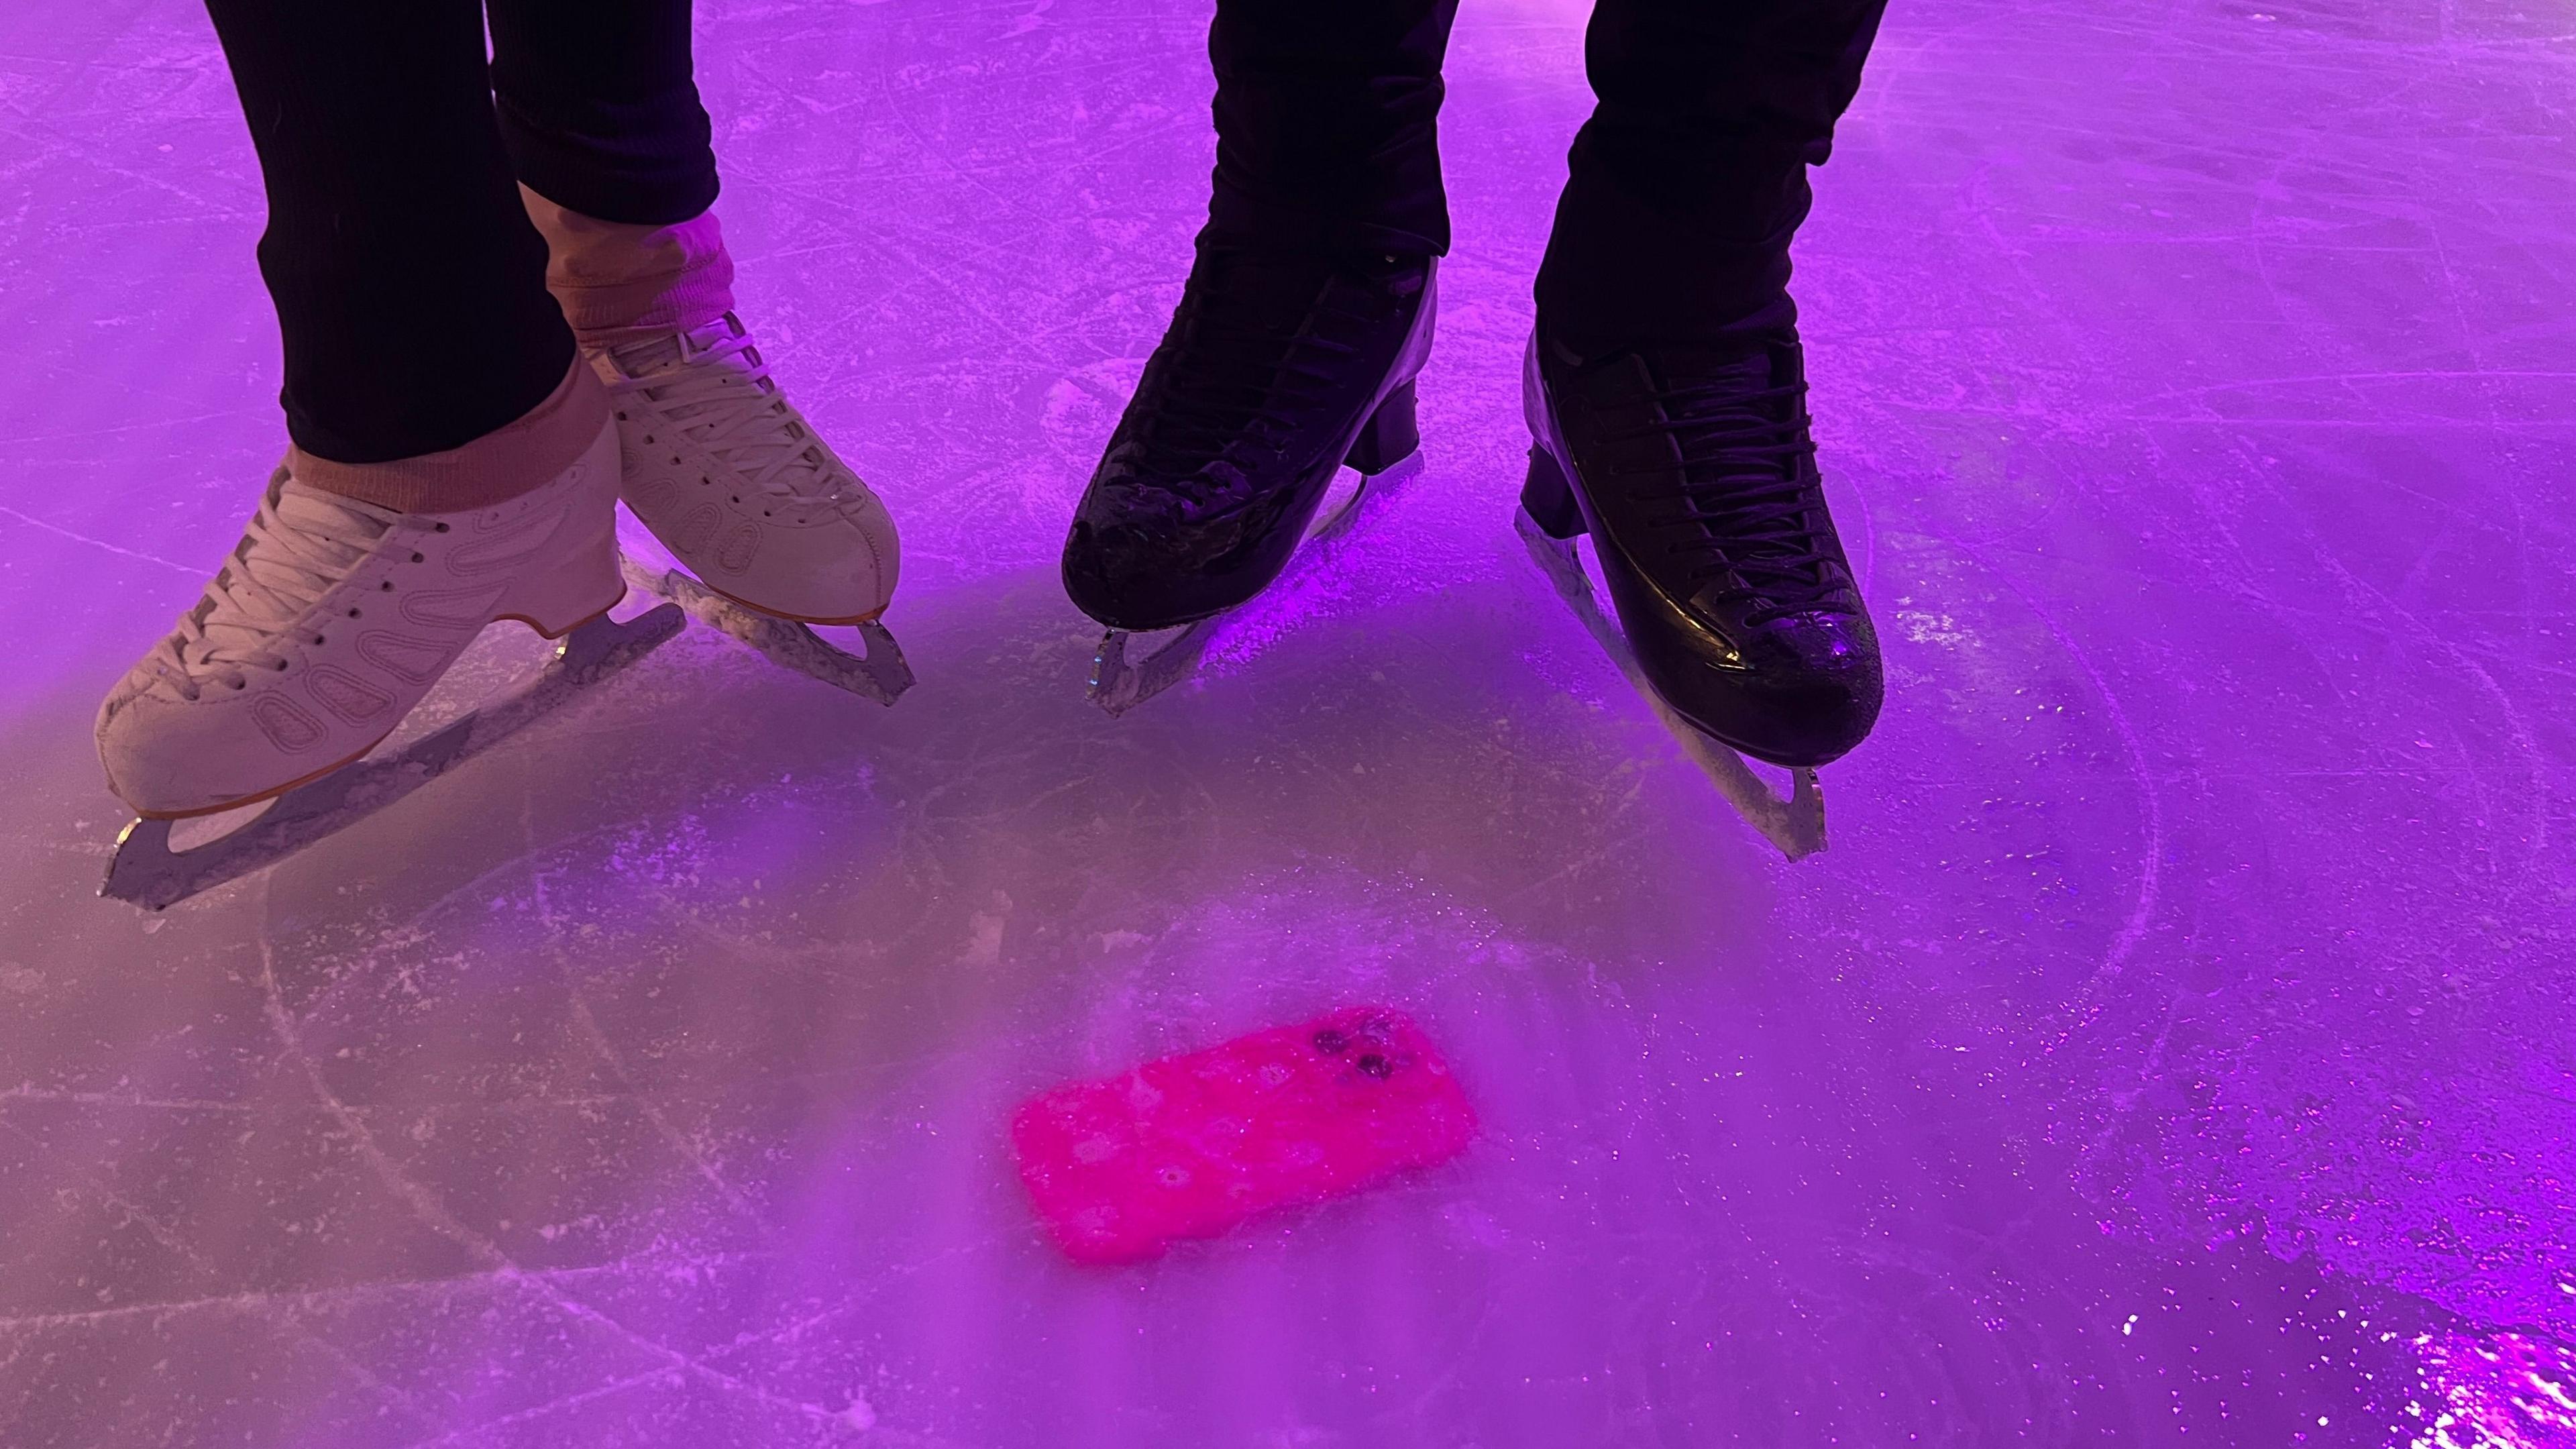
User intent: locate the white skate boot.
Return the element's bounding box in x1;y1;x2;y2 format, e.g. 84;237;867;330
597;315;913;704
598;313;896;621
97;422;683;908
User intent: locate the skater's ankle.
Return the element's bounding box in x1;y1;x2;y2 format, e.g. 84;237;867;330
288;358;612;515
519;184;737;341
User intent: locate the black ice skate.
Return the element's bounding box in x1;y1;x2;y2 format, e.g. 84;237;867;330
1516;328;1882;859
1064;245;1436;713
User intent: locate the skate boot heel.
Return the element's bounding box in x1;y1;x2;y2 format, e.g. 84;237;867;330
1344;380;1420;475
502;512;626;639
1521;444;1587;539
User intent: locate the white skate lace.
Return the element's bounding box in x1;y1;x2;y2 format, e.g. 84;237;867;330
601;316;871;525
150;474;398;700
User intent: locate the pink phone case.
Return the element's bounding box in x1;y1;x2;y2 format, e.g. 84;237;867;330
1010;1006;1477;1263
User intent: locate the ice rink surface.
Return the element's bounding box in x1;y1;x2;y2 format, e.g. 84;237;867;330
3;0;2573;1444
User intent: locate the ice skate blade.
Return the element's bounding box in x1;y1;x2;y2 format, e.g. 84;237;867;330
1087;621;1212;718
1513;507;1828;861
621;555;913;706
101;604;686;912
1088;451;1422;716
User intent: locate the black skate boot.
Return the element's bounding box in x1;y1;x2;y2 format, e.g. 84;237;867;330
1521;327;1882;769
1063;244;1436;632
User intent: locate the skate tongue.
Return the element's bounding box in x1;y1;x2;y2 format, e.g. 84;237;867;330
603;315;747;383
609;334;687;377
1647;345;1775;392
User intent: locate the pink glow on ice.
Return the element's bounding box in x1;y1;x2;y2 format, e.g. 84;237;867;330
1011;1006;1477;1263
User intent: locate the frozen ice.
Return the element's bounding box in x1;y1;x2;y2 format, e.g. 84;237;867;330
1;0;2571;1444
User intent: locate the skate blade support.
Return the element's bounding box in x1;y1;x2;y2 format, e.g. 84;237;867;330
1512;507;1827;861
101;604;687;912
1089;451;1425;717
620;554;914;707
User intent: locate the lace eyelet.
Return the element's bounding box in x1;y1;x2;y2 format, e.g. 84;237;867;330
409;552;424;564
433;522;450;533
347;608;360;618
380;580;393;592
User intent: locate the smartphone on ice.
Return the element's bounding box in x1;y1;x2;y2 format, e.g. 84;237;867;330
1010;1005;1477;1263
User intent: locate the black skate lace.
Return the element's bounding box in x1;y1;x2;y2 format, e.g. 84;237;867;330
1132;327;1352;486
1122;260;1394;504
1605;370;1847;626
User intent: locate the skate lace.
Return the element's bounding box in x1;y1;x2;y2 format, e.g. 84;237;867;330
153;473;398;699
1134;325;1353;490
1124;256;1400;503
1607;360;1845;625
603;316;870;524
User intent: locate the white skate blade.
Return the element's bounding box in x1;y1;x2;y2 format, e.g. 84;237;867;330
1513;507;1828;861
101;604;686;912
619;552;913;707
1088;451;1424;716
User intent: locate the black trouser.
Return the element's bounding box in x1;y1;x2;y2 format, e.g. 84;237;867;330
1203;0;1889;350
205;0;718;464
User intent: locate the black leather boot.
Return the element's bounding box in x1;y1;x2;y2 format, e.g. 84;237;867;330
1063;245;1435;631
1522;327;1882;767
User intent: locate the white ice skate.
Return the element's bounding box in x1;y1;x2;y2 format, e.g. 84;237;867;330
594;313;913;706
98;423;684;908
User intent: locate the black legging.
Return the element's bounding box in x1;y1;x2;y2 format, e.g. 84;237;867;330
1204;0;1890;350
219;0;1878;460
204;0;716;465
